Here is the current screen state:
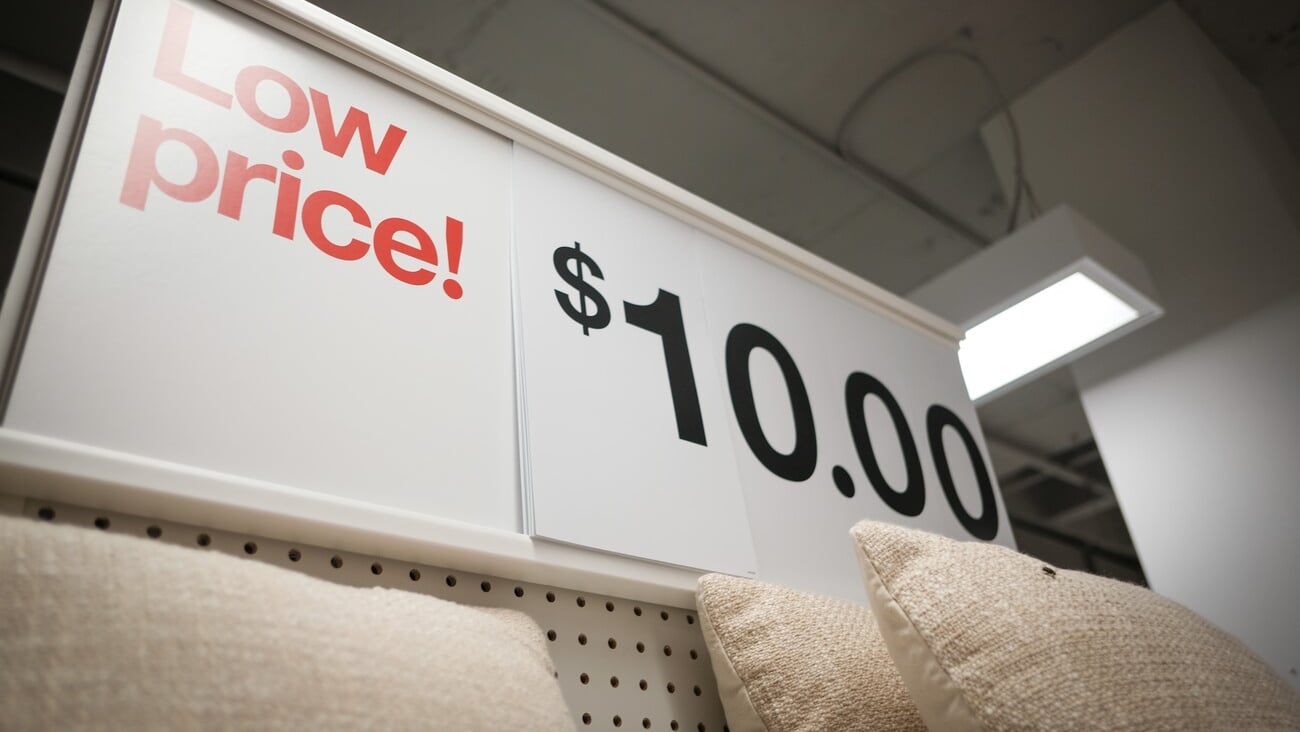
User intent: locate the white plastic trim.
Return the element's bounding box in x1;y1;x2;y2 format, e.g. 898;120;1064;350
0;0;114;413
0;429;702;608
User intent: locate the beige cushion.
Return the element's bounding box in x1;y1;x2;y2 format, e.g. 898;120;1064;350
851;520;1300;731
696;573;924;732
0;514;575;731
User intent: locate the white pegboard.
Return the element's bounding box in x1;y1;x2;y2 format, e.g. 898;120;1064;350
11;498;730;732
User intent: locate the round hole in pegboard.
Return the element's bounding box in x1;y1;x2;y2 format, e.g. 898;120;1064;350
660;611;669;621
638;679;648;691
579;673;589;685
578;633;588;645
288;548;302;562
582;713;592;726
605;601;615;612
633;606;643;616
689;649;698;660
37;507;54;521
546;591;556;602
514;586;524;598
663;645;672;657
371;562;383;575
666;682;676;694
687;615;695;625
408;568;421;581
244;541;258;555
607;637;617;650
93;517;110;530
697;724;705;732
146;525;162;539
723;726;730;732
330;555;343;569
670;722;679;731
445;575;457;587
547;630;557;641
693;686;702;696
576;596;586;608
643;718;651;729
480;580;491;592
636;642;645;653
613;715;622;727
196;533;211;547
610;676;620;688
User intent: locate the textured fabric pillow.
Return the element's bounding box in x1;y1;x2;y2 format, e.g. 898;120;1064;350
851;520;1300;731
0;514;574;731
696;573;924;732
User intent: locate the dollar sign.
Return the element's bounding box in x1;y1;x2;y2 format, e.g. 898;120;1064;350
553;242;611;336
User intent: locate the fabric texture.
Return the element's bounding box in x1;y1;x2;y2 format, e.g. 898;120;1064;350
695;573;924;732
851;520;1300;732
0;514;575;731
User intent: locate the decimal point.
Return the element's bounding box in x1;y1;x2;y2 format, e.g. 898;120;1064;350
832;465;855;498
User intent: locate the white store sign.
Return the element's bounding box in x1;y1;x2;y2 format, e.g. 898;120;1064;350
6;0;1011;601
7;0;522;531
513;149;1012;599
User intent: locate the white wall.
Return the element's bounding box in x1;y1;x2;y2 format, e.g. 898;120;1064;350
1080;292;1300;686
979;2;1300;686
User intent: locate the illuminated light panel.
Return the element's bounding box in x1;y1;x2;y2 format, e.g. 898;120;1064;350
958;272;1139;400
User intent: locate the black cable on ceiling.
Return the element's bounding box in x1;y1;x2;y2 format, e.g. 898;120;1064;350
578;0;996;248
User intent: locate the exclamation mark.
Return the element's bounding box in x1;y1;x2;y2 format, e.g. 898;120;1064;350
442;217;464;300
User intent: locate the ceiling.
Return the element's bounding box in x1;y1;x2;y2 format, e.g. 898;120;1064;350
4;0;1297;575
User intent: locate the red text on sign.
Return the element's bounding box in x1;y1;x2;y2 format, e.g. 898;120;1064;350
118;2;464;299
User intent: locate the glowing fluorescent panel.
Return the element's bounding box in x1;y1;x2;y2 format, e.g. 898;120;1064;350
958;272;1139;400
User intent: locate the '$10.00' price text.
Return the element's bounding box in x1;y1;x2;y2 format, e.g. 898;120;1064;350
552;241;999;541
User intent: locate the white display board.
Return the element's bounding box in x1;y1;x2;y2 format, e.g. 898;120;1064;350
513;148;1011;598
3;0;1010;602
513;148;758;576
6;0;522;531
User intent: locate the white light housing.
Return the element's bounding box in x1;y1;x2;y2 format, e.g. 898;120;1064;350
910;205;1162;404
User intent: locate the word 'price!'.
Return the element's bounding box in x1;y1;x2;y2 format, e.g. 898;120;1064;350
552;242;999;540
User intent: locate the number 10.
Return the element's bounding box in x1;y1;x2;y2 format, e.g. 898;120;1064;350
623;287;999;540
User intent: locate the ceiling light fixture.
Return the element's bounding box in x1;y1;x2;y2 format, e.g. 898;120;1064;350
910;205;1162;403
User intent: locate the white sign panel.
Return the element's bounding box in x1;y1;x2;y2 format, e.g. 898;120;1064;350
695;239;1011;598
512;148;758;575
7;0;521;530
513;154;1011;599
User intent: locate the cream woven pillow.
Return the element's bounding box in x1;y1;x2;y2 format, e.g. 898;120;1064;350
851;520;1300;731
0;514;575;731
696;573;924;732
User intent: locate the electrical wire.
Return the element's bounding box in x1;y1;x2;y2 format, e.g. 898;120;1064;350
834;47;1039;233
577;0;994;248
